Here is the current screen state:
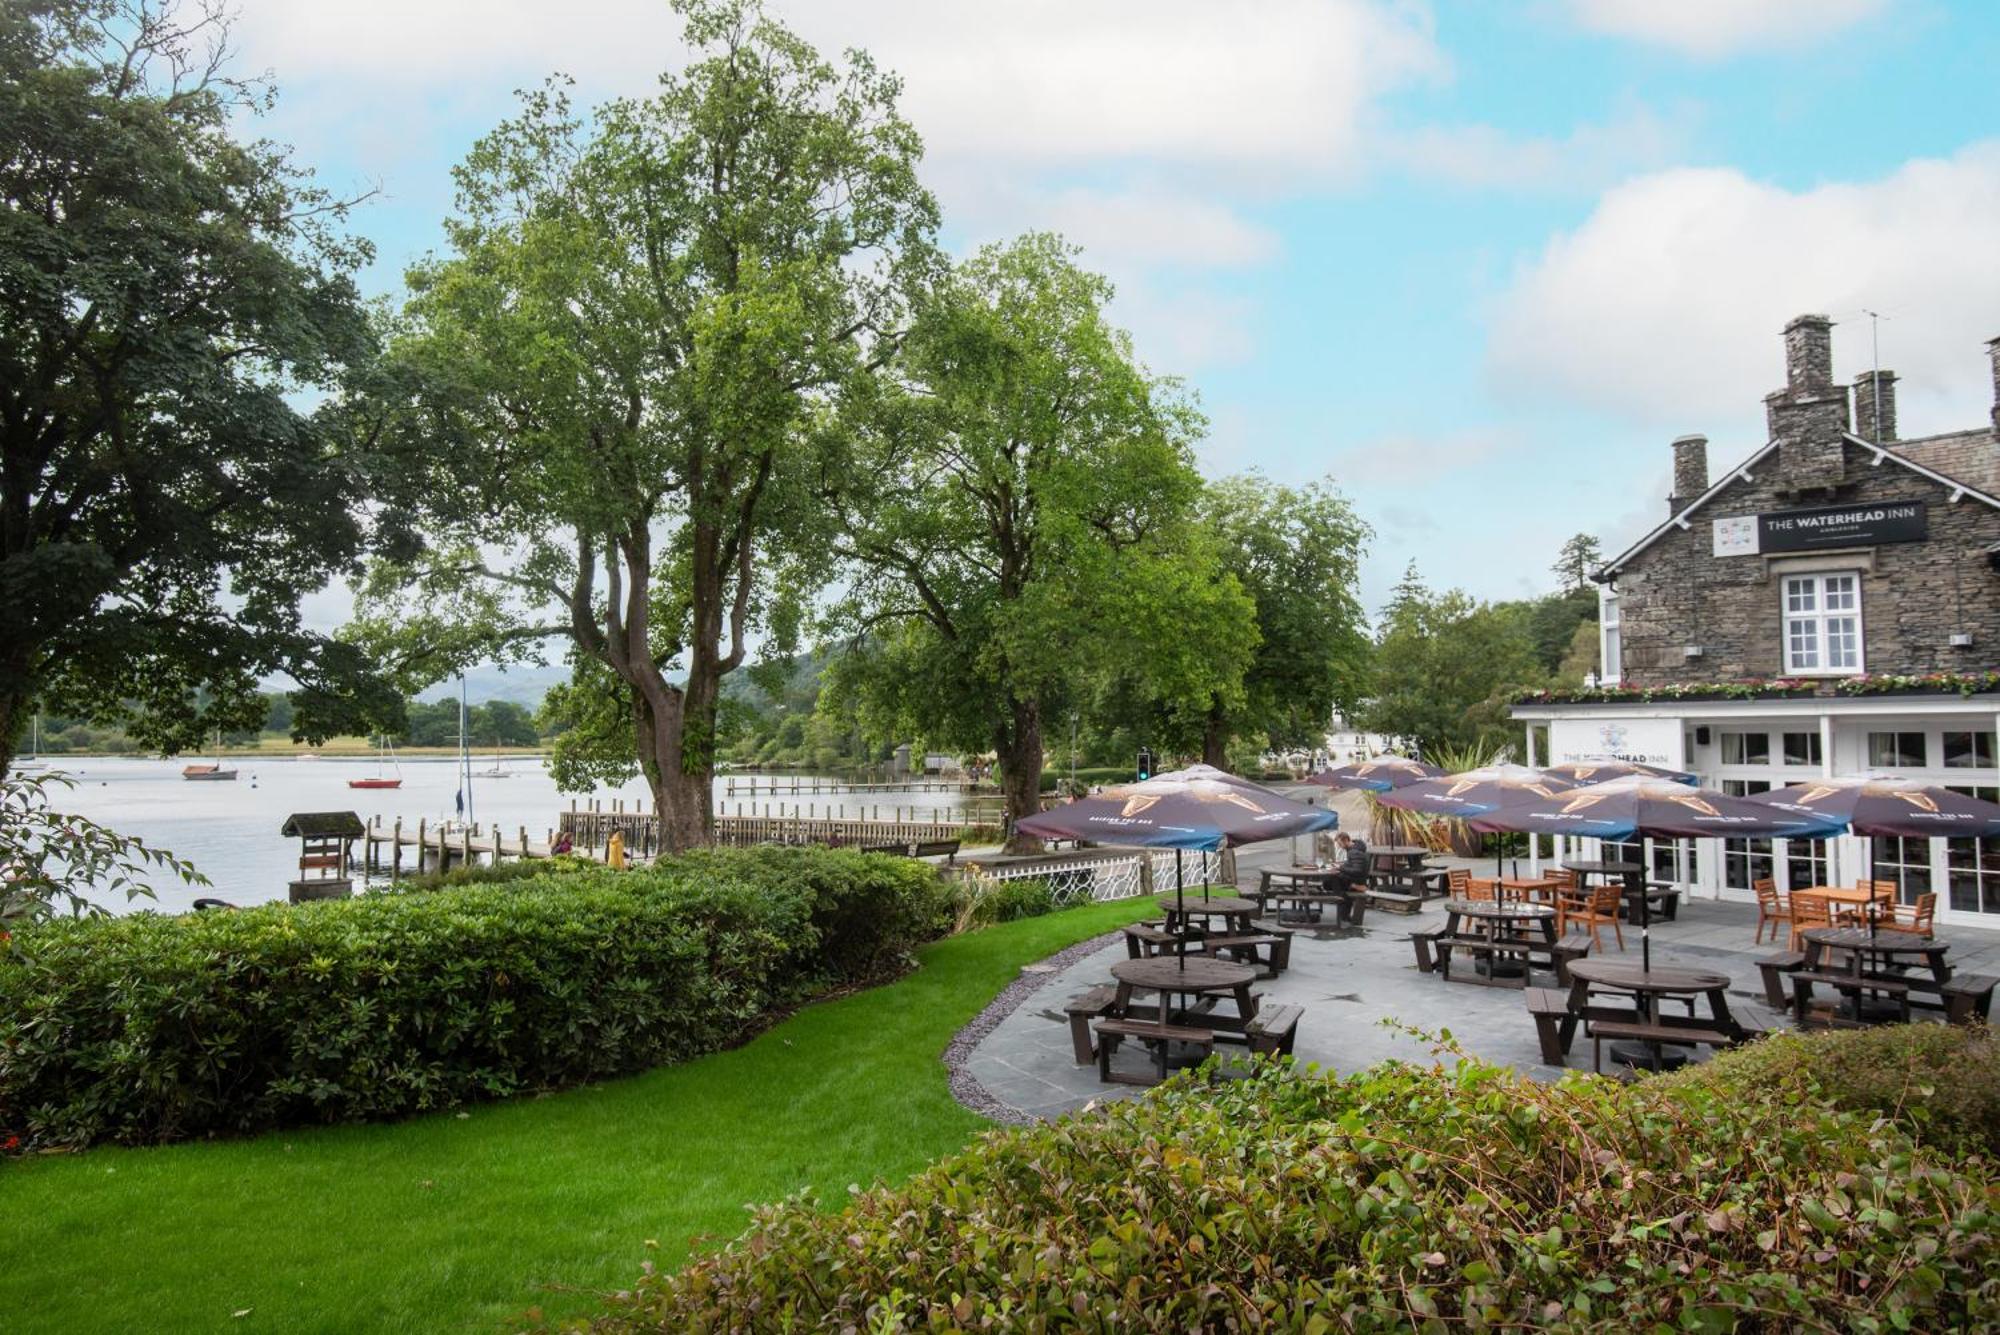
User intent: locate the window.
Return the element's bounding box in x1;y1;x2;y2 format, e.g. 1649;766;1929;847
1785;839;1829;894
1868;731;1928;768
1946;785;2000;915
1599;589;1621;686
1720;779;1774;890
1873;834;1933;905
1719;731;1769;766
1781;572;1862;674
1944;732;1995;770
1782;731;1822;768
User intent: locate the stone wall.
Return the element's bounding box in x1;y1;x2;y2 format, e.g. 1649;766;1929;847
1613;435;2000;685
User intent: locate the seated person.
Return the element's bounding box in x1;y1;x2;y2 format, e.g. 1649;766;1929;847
1330;832;1371;891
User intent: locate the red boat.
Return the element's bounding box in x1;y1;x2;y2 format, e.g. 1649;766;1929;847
349;735;404;789
347;777;402;789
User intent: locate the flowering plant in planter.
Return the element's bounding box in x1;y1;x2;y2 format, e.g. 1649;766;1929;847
1834;671;2000;698
1514;678;1822;706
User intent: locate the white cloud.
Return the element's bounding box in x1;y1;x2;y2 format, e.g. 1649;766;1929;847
1388;103;1689;192
1329;427;1514;485
1488;143;2000;437
1564;0;1889;59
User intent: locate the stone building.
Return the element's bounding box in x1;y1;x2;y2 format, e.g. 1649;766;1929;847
1513;316;2000;926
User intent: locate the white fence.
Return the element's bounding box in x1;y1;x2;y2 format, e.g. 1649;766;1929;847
954;848;1236;908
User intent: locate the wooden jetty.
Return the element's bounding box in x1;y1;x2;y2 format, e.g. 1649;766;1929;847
720;775;979;797
360;815;559;880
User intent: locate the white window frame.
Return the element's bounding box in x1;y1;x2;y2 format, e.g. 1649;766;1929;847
1780;570;1864;676
1599;586;1621;686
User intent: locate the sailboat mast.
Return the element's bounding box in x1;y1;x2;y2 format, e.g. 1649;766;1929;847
459;676;474;825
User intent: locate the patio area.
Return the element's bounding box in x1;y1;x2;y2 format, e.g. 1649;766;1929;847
959;847;2000;1121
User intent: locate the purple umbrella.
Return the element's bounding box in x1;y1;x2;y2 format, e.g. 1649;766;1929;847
1016;773;1339;968
1377;764;1579;898
1471;775;1846;969
1539;758;1697;786
1306;755;1446;792
1748;775;2000;930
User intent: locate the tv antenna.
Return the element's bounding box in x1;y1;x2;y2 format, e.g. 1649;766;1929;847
1860;308;1890;441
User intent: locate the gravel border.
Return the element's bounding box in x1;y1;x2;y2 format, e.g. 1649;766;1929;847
942;928;1121;1125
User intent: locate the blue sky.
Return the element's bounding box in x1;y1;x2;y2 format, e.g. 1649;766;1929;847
237;0;2000;626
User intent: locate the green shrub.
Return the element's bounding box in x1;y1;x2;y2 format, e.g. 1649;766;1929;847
391;852;600;893
962;877;1057;927
1663;1022;2000;1156
597;1054;1999;1332
0;849;952;1149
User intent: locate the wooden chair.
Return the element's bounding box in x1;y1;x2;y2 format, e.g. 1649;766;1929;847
1789;891;1833;950
1559;882;1624;952
1752;877;1789;946
1889;891;1937;939
1543;868;1578;905
1446;867;1471;898
1464;876;1497;902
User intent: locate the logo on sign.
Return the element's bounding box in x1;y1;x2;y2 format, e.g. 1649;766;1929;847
1598;723;1627;753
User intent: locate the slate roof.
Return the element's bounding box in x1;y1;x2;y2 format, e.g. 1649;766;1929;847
280;811;367;839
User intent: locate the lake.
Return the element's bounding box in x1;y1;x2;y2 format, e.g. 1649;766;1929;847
28;757;980;913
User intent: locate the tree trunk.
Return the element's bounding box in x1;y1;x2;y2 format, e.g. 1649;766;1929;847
998;697;1044;855
1201;696;1229;770
0;684;21;784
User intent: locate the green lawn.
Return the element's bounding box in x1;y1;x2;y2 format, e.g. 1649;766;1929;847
0;899;1148;1333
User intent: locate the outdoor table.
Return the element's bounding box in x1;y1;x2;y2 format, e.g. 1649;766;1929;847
1499;875;1561;904
1256;865;1365;925
1109;956;1261;1040
1795;884;1882;925
1369;845;1442;895
1432;899;1561;986
1795;926;1951;1024
1563;859;1646;916
1565;958;1742;1071
1156;895;1261;935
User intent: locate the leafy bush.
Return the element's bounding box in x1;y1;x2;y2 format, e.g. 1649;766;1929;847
957;876;1057;929
1663;1022;2000;1156
0;849;952;1149
391;853;600;893
599;1052;1999;1331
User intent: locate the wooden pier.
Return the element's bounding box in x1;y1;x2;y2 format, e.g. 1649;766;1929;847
360;815;559;881
720;775;979;797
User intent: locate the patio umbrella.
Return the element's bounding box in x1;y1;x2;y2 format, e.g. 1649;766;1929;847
1016;773;1338;969
1538;759;1698;786
1377;764;1580;900
1471;774;1846;969
1145;765;1286;885
1747;775;2000;930
1305;754;1446;792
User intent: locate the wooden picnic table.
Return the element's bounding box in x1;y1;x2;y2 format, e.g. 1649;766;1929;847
1416;899;1574;988
1370;845;1446;895
1156;894;1260;934
1795;884;1884;926
1253;865;1367;925
1794;925;1949;1025
1565;958;1744;1071
1109;956;1260;1038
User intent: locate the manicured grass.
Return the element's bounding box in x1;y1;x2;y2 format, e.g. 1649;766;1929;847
0;899;1149;1333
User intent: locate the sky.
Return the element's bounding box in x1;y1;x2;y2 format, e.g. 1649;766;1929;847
234;0;2000;631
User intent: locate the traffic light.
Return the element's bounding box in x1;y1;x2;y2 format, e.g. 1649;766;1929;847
1136;746;1154;781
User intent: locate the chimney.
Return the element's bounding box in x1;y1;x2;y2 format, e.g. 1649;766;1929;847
1784;314;1834;390
1670;433;1709;512
1988;336;2000;434
1853;369;1898;443
1767;313;1850;494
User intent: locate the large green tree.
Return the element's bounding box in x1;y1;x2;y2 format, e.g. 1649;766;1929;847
0;0;390;777
351;0;937;848
1357;564;1541;756
827;234;1253;848
1190;474;1370;765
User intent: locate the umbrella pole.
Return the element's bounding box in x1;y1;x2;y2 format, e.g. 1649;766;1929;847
1639;863;1651;972
1176;848;1186;970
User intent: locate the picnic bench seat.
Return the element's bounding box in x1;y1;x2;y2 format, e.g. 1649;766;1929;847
1201;931;1292;978
1587;1019;1737;1073
1789;970;1913;1025
1410;923;1450;973
1635;883;1683;921
1942;974;1998;1025
1095;1017;1215;1086
1525;987;1578;1064
1123;923;1181;959
1756;951;1806;1008
1246;1003;1303;1057
1064;985;1118;1064
1363;888;1424;915
912;839;960;863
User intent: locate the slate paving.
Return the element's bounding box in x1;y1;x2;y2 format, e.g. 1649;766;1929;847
961;836;2000;1122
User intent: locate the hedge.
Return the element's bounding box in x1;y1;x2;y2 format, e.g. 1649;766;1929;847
599;1046;2000;1331
0;848;954;1149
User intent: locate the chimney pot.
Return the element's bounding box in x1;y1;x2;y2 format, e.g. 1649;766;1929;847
1783;314;1835;392
1853;369;1898;443
1670;433;1709;513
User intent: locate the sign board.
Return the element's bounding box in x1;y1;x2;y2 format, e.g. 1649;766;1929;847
1548;717;1685;771
1712;501;1927;557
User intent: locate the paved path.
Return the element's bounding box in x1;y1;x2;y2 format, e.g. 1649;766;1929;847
961;874;2000;1122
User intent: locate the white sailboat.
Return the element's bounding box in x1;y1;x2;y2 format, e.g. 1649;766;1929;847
15;714;47;771
182;729;239;781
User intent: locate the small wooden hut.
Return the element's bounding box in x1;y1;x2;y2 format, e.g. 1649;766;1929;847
280;811;366;903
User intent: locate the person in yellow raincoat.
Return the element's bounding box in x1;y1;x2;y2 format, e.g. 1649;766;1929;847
606;830;627;869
